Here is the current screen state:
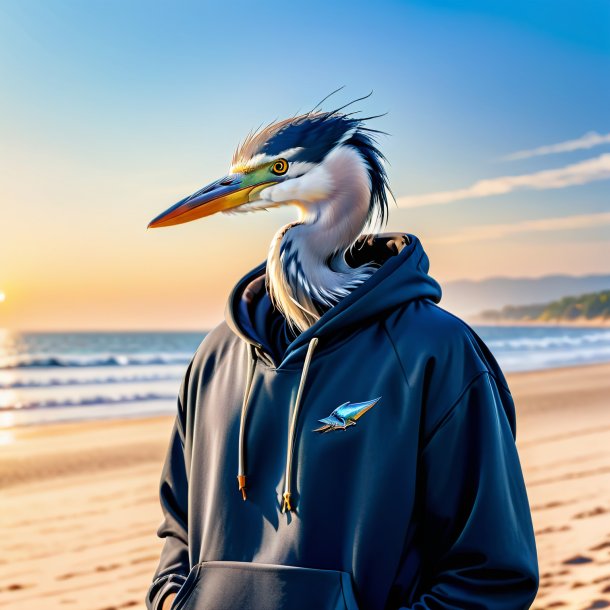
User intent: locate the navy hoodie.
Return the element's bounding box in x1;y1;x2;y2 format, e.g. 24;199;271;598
146;232;539;610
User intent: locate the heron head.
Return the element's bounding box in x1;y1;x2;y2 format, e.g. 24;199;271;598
148;106;389;229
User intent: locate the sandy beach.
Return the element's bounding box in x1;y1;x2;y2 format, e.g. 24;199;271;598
1;364;609;610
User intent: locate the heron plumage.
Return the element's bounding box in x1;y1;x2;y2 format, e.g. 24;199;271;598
149;99;392;333
230;109;391;332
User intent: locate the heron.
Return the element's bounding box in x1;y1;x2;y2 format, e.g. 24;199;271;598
148;96;392;333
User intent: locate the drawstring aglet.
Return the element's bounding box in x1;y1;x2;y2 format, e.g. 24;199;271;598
237;475;247;500
281;491;293;513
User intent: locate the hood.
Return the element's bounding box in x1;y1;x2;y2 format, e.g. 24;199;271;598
225;232;442;369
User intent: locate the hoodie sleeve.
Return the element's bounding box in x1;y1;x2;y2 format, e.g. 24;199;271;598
403;371;539;610
145;363;193;610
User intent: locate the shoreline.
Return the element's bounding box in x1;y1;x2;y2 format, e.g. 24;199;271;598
2;357;610;432
1;362;610;609
470;319;610;328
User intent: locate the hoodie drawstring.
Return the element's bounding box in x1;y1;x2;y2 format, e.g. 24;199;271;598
282;336;319;513
237;343;258;500
236;337;319;514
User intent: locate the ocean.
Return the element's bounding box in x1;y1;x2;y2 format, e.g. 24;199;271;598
1;326;609;428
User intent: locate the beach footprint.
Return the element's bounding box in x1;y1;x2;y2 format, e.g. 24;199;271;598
582;601;610;609
563;555;594;565
574;507;610;520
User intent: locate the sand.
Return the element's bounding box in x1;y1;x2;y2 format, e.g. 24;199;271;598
1;364;609;610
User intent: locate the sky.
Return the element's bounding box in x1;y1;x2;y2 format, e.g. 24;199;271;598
0;0;609;330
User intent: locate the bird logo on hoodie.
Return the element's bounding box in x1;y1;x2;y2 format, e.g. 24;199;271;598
313;397;381;433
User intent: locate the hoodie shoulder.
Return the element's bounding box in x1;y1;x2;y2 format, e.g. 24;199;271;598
383;299;512;437
180;321;243;418
384;299;506;381
191;320;242;374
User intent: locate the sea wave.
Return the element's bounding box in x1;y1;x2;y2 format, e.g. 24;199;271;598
0;373;183;390
495;346;610;372
486;330;610;350
0;392;176;411
0;352;194;370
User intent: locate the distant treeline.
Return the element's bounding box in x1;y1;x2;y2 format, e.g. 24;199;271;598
480;290;610;323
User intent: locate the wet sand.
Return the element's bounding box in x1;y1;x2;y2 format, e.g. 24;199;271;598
1;363;609;609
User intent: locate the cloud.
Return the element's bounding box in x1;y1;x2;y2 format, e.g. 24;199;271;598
397;153;610;208
429;211;610;245
503;131;610;161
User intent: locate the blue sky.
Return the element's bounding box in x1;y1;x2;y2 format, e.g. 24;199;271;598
0;0;609;329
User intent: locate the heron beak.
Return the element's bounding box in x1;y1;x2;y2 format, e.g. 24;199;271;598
147;174;276;229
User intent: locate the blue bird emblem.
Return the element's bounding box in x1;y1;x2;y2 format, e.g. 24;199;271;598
313;397;381;433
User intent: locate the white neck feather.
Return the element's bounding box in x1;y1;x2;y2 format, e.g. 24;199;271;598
263;146;378;332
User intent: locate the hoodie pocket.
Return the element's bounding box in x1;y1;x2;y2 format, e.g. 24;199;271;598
171;560;359;610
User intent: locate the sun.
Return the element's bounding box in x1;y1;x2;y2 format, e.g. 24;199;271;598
0;292;5;303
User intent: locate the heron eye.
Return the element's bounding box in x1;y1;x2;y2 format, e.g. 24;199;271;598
271;159;289;175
